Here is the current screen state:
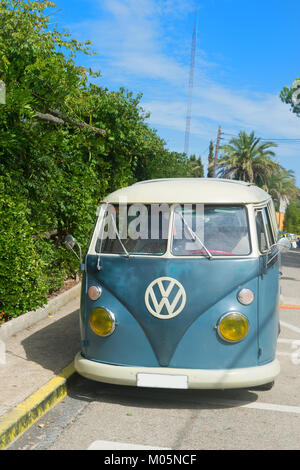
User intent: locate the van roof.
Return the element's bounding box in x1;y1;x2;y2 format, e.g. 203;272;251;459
103;178;271;204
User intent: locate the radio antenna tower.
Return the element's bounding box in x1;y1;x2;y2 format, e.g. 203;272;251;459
184;6;198;156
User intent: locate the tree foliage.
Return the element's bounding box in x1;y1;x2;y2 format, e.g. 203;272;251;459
187;155;204;178
217;131;279;185
284;202;300;235
216;131;299;224
280;78;300;116
267;169;299;210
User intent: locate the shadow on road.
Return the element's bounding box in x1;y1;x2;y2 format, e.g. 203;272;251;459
21;309;81;374
68;374;259;411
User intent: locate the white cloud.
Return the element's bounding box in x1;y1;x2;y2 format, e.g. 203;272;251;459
69;0;196;83
142;86;300;142
192;84;300;138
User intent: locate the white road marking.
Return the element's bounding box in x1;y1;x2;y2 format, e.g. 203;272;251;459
240;401;300;414
280;321;300;335
89;317;300;450
276;351;293;357
202;398;300;415
87;399;300;452
88;440;169;450
278;338;300;345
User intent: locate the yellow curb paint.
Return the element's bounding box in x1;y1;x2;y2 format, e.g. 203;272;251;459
0;361;75;450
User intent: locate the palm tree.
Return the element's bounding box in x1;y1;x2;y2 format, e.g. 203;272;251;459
266;168;299;229
217;131;279;185
267;168;298;202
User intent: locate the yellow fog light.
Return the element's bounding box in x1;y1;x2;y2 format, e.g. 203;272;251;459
89;308;116;337
217;313;249;343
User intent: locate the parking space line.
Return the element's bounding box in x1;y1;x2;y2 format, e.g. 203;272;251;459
240;402;300;415
278;338;300;345
88;440;169;450
201;398;300;415
280;321;300;335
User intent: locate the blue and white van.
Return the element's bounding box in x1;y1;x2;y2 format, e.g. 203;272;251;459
66;178;289;390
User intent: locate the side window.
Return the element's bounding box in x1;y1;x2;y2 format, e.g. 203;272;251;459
255;206;275;252
267;200;279;242
263;206;275;247
256;210;268;252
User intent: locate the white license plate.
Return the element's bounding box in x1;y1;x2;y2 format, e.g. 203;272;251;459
137;373;188;389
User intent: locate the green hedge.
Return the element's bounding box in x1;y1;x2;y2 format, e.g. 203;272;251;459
0;177;49;319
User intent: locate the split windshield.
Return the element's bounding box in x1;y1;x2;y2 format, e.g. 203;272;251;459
95;204;251;256
172;205;250;256
96;204;169;255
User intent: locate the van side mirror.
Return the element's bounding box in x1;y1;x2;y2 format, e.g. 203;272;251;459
64;234;82;263
266;236;290;267
276;237;290;253
65;235;76;250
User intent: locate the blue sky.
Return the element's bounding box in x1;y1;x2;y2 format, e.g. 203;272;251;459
54;0;300;185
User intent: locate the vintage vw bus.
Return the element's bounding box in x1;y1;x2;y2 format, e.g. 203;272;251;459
66;178;290;390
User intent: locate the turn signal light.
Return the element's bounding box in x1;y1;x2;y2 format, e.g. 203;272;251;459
237;288;254;305
88;285;102;301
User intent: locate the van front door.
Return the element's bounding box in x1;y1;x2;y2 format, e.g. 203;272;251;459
255;206;280;364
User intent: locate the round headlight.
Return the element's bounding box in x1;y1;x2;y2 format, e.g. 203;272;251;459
237;288;254;305
217;313;249;343
89;308;116;337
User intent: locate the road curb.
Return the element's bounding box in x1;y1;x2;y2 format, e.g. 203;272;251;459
0;282;81;342
0;362;77;450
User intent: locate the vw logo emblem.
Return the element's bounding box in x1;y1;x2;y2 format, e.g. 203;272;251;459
144;277;186;319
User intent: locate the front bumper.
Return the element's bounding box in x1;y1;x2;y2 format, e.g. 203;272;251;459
74;353;280;389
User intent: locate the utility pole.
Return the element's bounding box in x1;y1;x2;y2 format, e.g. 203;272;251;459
184;6;198;156
207;140;214;177
213;126;222;177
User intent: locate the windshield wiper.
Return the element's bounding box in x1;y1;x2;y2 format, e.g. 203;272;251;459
178;212;213;260
109;213;130;258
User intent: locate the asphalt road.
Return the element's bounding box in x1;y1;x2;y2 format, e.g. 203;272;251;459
280;249;300;302
8;250;300;451
281;248;300;269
